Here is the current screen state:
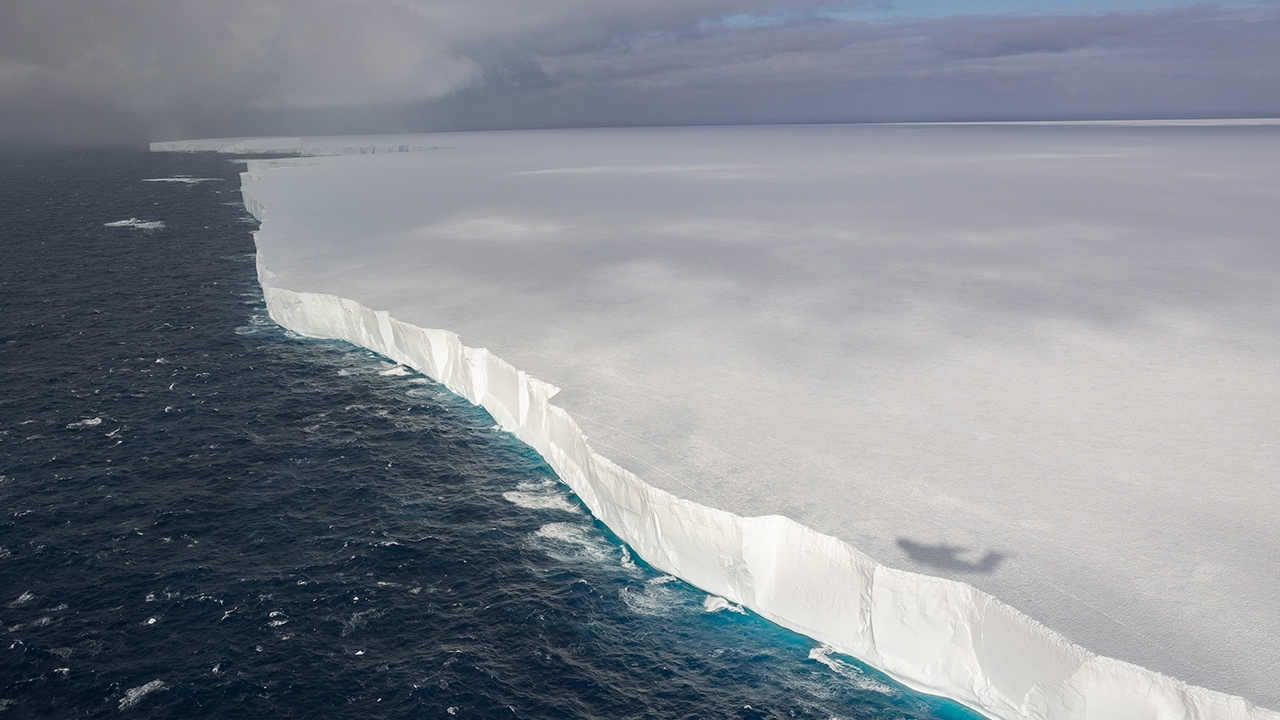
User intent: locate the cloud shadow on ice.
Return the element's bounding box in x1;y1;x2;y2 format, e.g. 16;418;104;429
356;126;1280;366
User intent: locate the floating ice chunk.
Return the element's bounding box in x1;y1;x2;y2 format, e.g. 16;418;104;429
141;177;220;184
104;218;164;230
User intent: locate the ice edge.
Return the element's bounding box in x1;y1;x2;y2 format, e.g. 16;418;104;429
236;158;1277;720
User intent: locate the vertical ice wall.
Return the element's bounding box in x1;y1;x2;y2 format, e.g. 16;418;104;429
150;137;442;155
241;163;1279;720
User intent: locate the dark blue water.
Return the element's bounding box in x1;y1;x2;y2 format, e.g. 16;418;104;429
0;147;984;719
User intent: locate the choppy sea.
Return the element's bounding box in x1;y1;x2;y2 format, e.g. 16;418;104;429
0;147;983;719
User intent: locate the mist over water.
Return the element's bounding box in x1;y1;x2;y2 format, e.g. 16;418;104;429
0;148;982;719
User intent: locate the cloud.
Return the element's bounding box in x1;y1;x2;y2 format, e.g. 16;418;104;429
0;0;1277;143
469;4;1280;126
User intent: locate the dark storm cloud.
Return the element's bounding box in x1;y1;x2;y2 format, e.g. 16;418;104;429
0;0;1277;143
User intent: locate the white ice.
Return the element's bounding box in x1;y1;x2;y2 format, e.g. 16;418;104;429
103;218;164;230
142;177;221;184
158;123;1280;718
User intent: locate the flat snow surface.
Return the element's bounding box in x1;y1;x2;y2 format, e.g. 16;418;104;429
237;125;1278;707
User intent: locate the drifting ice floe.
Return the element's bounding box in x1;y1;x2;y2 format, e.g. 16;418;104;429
142;176;220;184
103;218;164;230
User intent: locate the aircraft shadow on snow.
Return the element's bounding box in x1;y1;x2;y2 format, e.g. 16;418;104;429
896;538;1006;574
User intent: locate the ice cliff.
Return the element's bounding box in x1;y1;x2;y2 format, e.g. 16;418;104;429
151;136;442;156
231;143;1279;720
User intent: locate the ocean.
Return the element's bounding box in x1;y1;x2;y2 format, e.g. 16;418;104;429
0;146;982;719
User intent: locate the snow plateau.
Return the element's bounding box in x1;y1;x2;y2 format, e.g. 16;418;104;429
155;124;1280;719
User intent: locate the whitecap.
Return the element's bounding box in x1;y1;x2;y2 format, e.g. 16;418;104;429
9;591;35;607
118;680;166;710
66;417;102;429
532;522;588;544
807;645;896;696
619;547;639;572
341;609;383;637
103;218;164;230
619;576;690;618
531;522;616;566
378;365;411;376
702;594;745;614
501;489;579;514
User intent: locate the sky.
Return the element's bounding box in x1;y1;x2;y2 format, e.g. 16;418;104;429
1;0;1278;144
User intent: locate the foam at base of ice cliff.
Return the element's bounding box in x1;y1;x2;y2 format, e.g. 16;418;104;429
239;164;1277;720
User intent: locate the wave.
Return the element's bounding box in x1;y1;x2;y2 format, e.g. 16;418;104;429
503;480;582;513
703;594;746;614
118;680;166;710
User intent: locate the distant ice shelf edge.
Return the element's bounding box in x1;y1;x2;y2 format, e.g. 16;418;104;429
227;154;1277;720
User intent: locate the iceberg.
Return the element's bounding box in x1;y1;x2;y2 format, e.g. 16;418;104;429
104;218;164;230
150;135;443;156
157;123;1280;719
141;176;221;184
